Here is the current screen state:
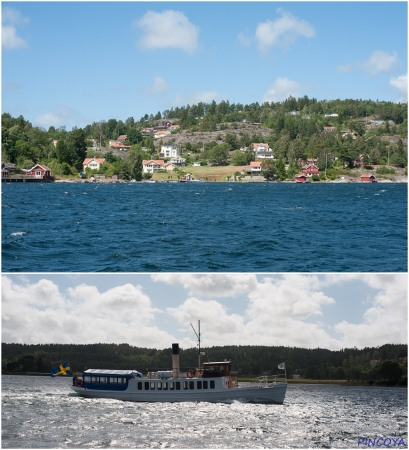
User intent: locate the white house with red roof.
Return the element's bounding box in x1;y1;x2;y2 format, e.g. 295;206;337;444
143;159;165;173
83;157;106;171
252;143;273;159
250;161;262;174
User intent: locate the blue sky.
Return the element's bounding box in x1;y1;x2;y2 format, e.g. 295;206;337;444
2;2;407;130
2;274;407;350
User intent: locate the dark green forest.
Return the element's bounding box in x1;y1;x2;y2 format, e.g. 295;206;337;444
2;96;407;180
2;342;407;384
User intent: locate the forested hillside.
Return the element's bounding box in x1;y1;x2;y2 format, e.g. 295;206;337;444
2;97;407;180
2;342;407;383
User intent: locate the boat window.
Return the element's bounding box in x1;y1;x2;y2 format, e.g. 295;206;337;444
176;382;181;390
169;382;174;390
183;381;188;390
163;382;168;390
157;382;162;390
84;376;91;383
118;378;126;385
138;382;142;390
100;377;107;384
189;381;194;390
210;380;215;389
91;376;98;383
197;381;202;389
144;382;150;390
110;377;118;384
150;382;156;390
203;381;208;389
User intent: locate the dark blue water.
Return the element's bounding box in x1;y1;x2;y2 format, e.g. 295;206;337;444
2;376;407;448
2;182;407;272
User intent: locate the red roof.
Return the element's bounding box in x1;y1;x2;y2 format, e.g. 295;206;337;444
83;158;106;165
143;160;164;165
250;161;261;167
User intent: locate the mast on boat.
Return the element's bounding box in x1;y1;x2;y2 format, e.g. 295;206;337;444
190;320;204;370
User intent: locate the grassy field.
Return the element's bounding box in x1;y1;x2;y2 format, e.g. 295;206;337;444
151;165;251;182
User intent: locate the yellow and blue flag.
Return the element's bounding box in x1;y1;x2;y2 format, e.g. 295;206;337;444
50;361;73;377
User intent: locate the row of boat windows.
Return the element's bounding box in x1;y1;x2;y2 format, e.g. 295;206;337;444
82;377;216;390
84;376;126;384
138;380;216;390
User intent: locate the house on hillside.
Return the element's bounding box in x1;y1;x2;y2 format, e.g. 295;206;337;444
111;143;132;151
323;126;336;132
117;135;127;143
27;164;52;180
250;161;262;174
161;144;181;158
83;158;106;171
252;143;273;159
143;159;165;173
154;130;171;139
169;157;186;166
301;164;320;175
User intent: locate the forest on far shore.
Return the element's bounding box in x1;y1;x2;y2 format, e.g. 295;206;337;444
2;342;407;385
2;96;407;181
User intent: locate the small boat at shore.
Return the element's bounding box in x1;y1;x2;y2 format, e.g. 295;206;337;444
71;323;287;404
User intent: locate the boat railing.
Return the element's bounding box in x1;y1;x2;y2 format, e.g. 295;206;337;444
252;373;287;388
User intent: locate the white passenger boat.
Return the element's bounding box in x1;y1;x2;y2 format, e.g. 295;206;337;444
71;323;287;404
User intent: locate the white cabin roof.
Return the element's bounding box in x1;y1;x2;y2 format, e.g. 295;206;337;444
84;369;138;375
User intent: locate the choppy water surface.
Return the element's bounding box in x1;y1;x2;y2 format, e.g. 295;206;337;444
1;376;407;448
2;183;407;272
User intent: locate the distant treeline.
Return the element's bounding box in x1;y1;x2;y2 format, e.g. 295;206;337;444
2;97;408;180
2;342;407;382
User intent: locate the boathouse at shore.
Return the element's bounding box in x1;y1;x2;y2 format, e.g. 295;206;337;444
360;174;377;183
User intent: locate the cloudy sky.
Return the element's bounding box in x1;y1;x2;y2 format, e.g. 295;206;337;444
2;273;407;351
2;2;407;130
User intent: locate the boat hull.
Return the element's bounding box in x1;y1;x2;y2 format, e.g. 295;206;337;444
71;381;287;404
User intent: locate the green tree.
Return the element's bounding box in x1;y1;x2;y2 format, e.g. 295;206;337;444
209;144;229;165
379;361;403;382
121;148;143;180
275;158;287;180
231;149;254;166
261;161;276;180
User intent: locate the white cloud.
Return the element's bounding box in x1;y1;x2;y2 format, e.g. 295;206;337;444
333;274;407;348
34;106;84;129
255;9;315;52
135;10;199;53
152;273;257;297
337;64;352;73
262;77;306;103
167;275;340;349
390;73;408;103
359;50;399;75
236;31;252;48
169;91;225;108
143;76;168;94
2;7;29;50
1;277;175;347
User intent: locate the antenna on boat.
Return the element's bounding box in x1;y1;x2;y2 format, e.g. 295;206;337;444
190;320;202;369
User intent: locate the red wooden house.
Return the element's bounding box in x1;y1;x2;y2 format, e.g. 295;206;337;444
301;164;320;175
360;174;376;183
27;164;51;180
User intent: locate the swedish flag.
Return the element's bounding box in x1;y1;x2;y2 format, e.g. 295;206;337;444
50;361;73;377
